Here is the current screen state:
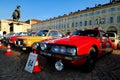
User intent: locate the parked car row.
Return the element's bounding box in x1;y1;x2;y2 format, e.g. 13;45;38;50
1;29;64;49
2;32;34;45
15;29;64;50
1;28;117;72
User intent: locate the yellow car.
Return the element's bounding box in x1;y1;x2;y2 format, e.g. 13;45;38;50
15;29;64;50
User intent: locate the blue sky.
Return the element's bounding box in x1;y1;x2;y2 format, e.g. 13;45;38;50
0;0;110;21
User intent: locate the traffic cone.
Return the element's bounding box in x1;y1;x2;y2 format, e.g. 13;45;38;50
32;50;42;73
5;44;12;55
0;41;2;48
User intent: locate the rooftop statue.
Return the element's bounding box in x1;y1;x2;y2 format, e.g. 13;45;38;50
12;5;20;21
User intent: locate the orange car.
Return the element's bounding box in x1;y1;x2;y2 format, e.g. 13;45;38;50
15;29;64;50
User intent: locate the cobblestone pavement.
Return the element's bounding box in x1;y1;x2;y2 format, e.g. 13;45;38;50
0;44;120;80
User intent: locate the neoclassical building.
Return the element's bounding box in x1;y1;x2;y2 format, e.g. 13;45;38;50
0;19;41;35
32;0;120;34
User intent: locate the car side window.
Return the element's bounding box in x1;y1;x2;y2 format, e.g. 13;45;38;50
48;31;58;38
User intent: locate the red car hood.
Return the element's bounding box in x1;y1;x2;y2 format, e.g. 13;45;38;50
45;35;97;46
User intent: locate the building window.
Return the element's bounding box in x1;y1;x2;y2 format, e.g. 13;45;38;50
110;17;114;23
56;26;58;29
117;16;120;23
89;20;92;25
118;6;120;10
55;26;57;29
80;15;83;18
72;23;74;27
74;16;77;19
84;14;88;17
67;24;69;28
84;21;87;26
95;11;100;15
68;17;70;20
79;22;82;26
101;9;106;14
75;22;78;27
72;16;74;19
59;25;61;29
109;7;116;12
89;12;94;16
64;24;66;28
62;24;64;29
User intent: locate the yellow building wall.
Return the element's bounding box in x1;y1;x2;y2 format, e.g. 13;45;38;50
0;20;31;35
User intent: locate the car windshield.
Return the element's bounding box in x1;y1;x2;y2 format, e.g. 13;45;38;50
36;30;48;36
14;32;28;36
14;33;20;36
72;30;83;35
72;30;98;37
28;32;36;36
6;33;15;37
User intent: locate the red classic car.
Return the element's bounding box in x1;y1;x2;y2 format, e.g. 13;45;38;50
34;28;114;72
9;32;28;45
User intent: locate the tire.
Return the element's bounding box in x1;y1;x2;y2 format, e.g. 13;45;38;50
118;43;120;49
82;47;97;72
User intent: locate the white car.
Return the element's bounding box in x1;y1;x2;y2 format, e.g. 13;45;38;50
106;32;120;49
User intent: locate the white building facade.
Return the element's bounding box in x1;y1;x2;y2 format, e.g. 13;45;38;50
32;1;120;34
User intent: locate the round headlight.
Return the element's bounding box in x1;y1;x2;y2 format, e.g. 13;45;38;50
32;42;39;50
52;45;60;53
60;46;66;53
67;48;76;56
40;43;47;50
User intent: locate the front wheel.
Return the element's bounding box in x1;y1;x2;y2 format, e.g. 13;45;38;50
117;43;120;49
82;47;97;72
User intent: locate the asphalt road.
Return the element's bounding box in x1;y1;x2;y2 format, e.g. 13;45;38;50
0;44;120;80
